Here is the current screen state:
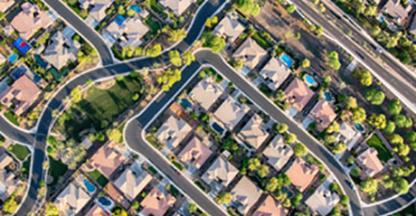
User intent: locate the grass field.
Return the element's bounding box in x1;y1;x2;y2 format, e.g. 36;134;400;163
87;169;108;187
7;144;30;161
367;134;392;162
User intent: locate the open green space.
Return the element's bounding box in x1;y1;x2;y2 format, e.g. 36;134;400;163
87;169;108;187
48;157;68;186
367;134;392;162
7;144;30;161
4;111;19;126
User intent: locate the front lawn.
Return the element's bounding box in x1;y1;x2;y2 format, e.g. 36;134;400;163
7;144;30;161
367;134;392;162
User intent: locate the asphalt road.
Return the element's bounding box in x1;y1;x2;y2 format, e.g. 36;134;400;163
0;116;34;144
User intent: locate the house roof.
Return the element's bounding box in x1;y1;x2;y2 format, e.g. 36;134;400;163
308;100;337;132
0;149;13;170
55;182;91;215
285;158;319;192
233;38;268;70
305;182;340;216
160;0;192;16
284;78;314;112
338;122;358;142
214;96;249;130
113;165;152;201
263;136;293;171
0;74;41;115
0;170;19;201
259;57;291;91
214;14;245;43
231;176;262;215
156;115;192;149
238;114;268;149
105;16;149;47
89;142;125;178
178;136;212;169
253;195;288;216
0;0;14;13
202;156;238;187
85;204;109;216
357;148;384;178
189;77;223;110
11;2;53;40
43;31;79;70
81;0;114;22
381;0;409;24
140;187;176;216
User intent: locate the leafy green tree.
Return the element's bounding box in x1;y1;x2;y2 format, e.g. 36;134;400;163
145;43;162;57
2;196;18;214
235;0;261;16
248;157;261;171
70;86;83;103
352;107;366;123
360;179;378;195
284;133;297;144
265;177;279;192
45;202;59;216
332;142;347;154
394;114;413;128
107;128;123;143
301;58;311;68
169;50;182;67
257;164;270;178
326;51;341;71
182;51;195;66
389;134;404;145
216;192;232;205
293;143;307;157
286;4;296;13
291;193;303;207
345;96;358;110
353;69;373;87
276;123;289;134
188;203;198;214
157;68;182;91
393;178;409;194
201;32;226;53
368;113;387;129
326;121;340;133
112;207;128;216
205;16;218;28
365;88;385;105
388;99;402;115
383;121;396;135
166;28;186;42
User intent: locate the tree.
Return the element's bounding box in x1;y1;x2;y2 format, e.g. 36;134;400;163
107;128;122;143
223;137;239;151
2;196;18;214
276;123;289;134
216;192;232;205
286;4;296;14
368;113;387;129
188;203;198;214
169;50;182;67
352;107;366;123
293;143;307;157
353;69;373;87
45;202;59;216
332;142;347;154
166;28;186;42
266;177;280;192
182;51;195;66
291;193;303;207
284;133;297;144
326;51;341;71
145;43;162;57
393;178;409;194
257;164;270;178
389;134;404;145
326;121;340;133
345;96;358;110
383;121;396;135
301;58;310;68
394;114;413;128
205;16;218;28
248;157;261;171
157;68;182;91
201;32;226;53
360;179;378;195
70;86;83;103
235;0;261;16
406;131;416;143
112;207;128;216
388;99;402;115
365;88;385;105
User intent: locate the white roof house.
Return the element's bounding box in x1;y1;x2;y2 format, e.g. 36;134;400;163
214;13;245;43
233;38;268;70
238;114;268;149
202;156;238;188
55;182;91;215
113;164;152;201
305;182;340;216
188;77;223;111
156;115;192;149
104;16;149;47
337;122;360;150
263;135;294;171
230;176;262;215
214;96;249;131
160;0;193;16
80;0;114;23
259;57;291;91
43;31;80;70
356;148;384;178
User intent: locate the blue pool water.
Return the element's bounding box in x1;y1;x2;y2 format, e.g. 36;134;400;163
303;74;318;87
279;53;294;68
130;5;142;14
98;196;112;207
212;122;224;135
324;91;334;102
354;123;365;133
180;99;192;109
83;178;96;193
8;54;18;63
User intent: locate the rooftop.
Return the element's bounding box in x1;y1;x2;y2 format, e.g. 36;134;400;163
233;38;268;70
308;100;337;132
238;114;268;149
88;142;125;178
54;182;91;215
253;195;288;216
105;16;149;47
160;0;193;16
284;78;314;112
263;135;294;171
357;148;384;178
189;76;223;110
202;156;238;187
259;57;291;91
140;187;176;216
156;115;192;149
214;13;245;43
0;0;14;13
230;176;262;215
178;136;212;169
43;31;79;70
305;181;340;216
113;164;152;201
214;96;249;130
285;158;319;192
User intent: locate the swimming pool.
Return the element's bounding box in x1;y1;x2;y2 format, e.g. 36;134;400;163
279;53;294;68
211;122;225;135
303;74;318;87
324;91;334;102
83;178;96;193
180;99;192;109
8;54;18;63
354;123;365;133
97;196;114;209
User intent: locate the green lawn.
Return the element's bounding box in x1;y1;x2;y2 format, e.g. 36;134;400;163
48;158;68;186
4;111;18;126
145;17;162;33
7;144;30;161
367;134;392;162
252;32;272;49
87;169;108;187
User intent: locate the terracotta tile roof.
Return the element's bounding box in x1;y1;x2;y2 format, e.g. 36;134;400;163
285;158;319;192
308;100;337;132
253;195;288;216
140;187;176;216
357;148;384;178
284;78;314;112
178;137;212;169
89;142;125;178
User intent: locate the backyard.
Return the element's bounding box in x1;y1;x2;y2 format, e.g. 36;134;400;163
366;134;392;162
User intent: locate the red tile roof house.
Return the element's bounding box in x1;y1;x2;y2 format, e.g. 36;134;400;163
253;195;288;216
284;78;314;117
285;158;319;192
356;148;385;178
0;75;41;115
177;136;212;172
140;187;176;216
10;2;53;40
305;100;337;132
86;142;125;178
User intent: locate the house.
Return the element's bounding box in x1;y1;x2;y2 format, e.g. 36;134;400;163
104;15;149;47
0;170;20;201
140;187;176;216
214;13;245;43
213;96;249;131
0;149;13;170
88;142;125;178
113;163;152;201
230;176;262;215
160;0;193;16
380;0;411;26
11;2;53;40
80;0;114;23
178;136;212;170
259;57;291;91
43;31;80;70
104;183;128;208
253;195;288;216
233;38;268;71
188;77;223;111
263;135;294;171
305;181;340;216
156;115;192;149
284;78;314;115
307;100;337;132
54;182;91;215
337;122;361;150
85;204;109;216
201;156;238;189
285;158;319;192
0;74;41;115
356;148;384;178
238;114;268;149
0;0;14;13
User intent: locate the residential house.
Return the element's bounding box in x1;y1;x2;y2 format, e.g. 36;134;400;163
253;195;288;216
0;74;41;115
337;122;361;150
188;77;223;111
233;38;268;72
104;183;128;208
178;136;212;170
284;78;314;116
263;135;294;171
230;176;262;215
380;0;411;26
238;114;269;149
160;0;193;16
356;148;384;178
213;96;249;131
80;0;114;23
0;149;13;170
0;170;20;201
156;115;192;149
0;0;14;13
306;100;337;132
214;13;245;43
140;187;176;216
305;181;340;216
85;204;109;216
54;182;91;215
113;163;152;201
285;158;319;192
11;2;53;40
43;31;80;70
88;142;125;178
201;156;238;190
259;57;291;91
104;15;149;47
